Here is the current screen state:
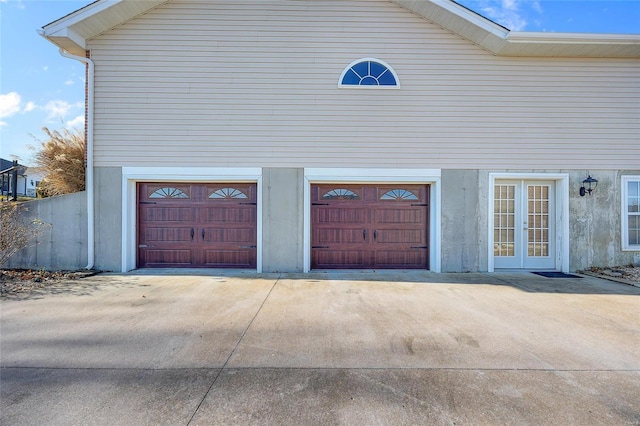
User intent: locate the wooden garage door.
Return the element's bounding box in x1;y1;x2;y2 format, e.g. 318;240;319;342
138;183;257;268
311;184;429;269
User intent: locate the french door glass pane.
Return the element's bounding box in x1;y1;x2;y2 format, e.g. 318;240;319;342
494;184;515;256
527;185;549;257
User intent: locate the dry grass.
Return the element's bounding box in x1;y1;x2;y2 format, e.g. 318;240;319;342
30;127;85;197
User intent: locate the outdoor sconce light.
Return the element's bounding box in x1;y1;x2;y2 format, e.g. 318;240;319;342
579;175;598;197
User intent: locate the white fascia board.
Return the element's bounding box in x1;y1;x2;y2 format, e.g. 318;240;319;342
507;31;640;45
430;0;508;39
42;0;122;34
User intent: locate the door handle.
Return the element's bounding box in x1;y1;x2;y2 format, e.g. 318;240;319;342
190;228;194;240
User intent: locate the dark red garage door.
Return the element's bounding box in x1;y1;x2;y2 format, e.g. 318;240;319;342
137;183;257;268
311;184;429;269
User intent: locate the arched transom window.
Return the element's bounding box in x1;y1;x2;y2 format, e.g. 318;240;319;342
339;58;399;88
322;188;361;200
149;187;189;199
208;187;248;199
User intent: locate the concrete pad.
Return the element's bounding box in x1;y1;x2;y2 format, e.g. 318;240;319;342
1;271;639;424
1;274;277;368
192;368;640;425
228;273;640;370
1;367;218;425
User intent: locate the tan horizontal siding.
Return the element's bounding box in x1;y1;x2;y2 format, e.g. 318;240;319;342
89;0;640;169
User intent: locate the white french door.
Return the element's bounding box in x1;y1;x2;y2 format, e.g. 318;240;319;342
493;180;556;270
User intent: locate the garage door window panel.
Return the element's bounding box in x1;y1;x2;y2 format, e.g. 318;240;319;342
379;189;419;200
322;188;361;200
148;186;190;199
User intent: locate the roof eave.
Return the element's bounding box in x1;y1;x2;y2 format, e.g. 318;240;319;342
40;0;168;54
392;0;640;58
500;32;640;58
41;0;640;59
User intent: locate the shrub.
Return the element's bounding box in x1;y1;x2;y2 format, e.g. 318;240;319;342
0;202;49;266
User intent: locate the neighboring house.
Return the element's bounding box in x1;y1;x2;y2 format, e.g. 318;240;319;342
23;168;44;198
1;158;30;198
40;0;639;273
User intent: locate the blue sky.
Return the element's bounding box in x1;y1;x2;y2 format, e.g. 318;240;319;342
1;0;639;166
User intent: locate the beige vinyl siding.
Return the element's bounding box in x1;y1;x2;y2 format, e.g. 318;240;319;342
89;0;640;169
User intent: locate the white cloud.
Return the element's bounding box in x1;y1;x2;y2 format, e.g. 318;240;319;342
44;100;83;120
65;79;75;86
0;0;24;6
531;1;543;14
0;92;22;119
23;101;36;113
66;115;85;129
476;0;542;31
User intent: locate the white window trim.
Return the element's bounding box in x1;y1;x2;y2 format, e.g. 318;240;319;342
338;57;400;89
621;175;640;251
303;168;441;272
488;173;570;273
121;167;263;273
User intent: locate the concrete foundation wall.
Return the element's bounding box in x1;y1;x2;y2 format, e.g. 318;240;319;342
94;167;123;271
20;166;635;273
569;170;639;270
440;169;640;272
441;170;483;272
4;191;87;270
262;168;304;272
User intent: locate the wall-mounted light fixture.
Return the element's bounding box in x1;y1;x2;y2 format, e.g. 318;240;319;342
579;175;598;197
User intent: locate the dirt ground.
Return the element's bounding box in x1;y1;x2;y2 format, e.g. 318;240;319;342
580;265;640;285
0;269;99;297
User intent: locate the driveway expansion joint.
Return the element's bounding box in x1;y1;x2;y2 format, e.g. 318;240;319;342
185;274;281;426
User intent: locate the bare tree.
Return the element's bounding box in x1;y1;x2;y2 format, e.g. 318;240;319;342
30;127;85;197
0;203;49;266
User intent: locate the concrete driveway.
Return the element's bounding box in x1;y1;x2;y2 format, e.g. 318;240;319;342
1;271;639;425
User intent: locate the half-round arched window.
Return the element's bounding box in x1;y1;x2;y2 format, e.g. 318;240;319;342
339;58;399;88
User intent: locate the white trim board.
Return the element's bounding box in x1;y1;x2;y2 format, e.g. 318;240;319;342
621;175;640;251
303;168;442;273
488;172;570;273
121;167;263;273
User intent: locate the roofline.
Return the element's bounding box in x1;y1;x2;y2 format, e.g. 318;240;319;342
40;0;169;55
40;0;640;58
42;0;101;30
392;0;640;57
